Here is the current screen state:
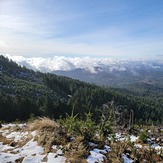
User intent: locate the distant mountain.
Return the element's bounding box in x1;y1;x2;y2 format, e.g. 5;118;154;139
4;54;163;87
53;62;163;87
53;61;163;87
1;55;163;124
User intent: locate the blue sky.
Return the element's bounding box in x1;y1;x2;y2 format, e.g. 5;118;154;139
0;0;163;59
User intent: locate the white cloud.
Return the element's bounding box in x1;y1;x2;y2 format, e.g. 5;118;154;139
3;54;140;73
3;54;163;75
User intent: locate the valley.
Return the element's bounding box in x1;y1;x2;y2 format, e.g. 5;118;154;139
1;55;163;162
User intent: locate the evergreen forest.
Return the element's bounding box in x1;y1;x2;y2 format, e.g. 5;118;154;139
0;55;163;125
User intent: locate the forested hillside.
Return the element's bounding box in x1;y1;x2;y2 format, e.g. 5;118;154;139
0;55;162;125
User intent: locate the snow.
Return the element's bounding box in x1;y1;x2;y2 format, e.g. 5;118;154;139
104;145;111;151
6;131;28;142
22;155;45;163
14;139;44;155
114;133;138;142
130;135;138;142
0;123;67;163
0;152;20;163
115;133;127;141
89;142;98;147
45;153;66;163
151;143;163;150
2;123;26;128
0;143;15;151
56;149;63;155
0;138;46;163
122;154;134;163
0;137;67;163
134;144;143;149
31;131;37;137
1;129;9;136
1;123;163;162
51;145;57;150
87;145;110;163
87;151;105;163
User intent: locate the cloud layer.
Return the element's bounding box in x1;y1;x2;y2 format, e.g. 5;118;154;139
4;54;162;74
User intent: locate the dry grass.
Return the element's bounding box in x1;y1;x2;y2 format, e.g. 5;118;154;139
0;133;14;145
30;117;60;131
2;119;162;162
65;136;89;162
29;117;93;160
29;117;69;153
106;141;125;162
106;140;163;163
133;146;163;162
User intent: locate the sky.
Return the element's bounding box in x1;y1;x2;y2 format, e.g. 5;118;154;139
0;0;163;59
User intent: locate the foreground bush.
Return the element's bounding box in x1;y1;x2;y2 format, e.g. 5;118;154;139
58;111;97;141
139;131;147;143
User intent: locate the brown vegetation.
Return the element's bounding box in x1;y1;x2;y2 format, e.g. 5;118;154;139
30;117;69;153
1;117;163;162
107;140;163;163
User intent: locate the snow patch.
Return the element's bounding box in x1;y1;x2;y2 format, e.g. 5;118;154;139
122;153;134;163
6;131;28;142
46;153;66;163
87;145;110;163
130;135;138;142
0;143;15;151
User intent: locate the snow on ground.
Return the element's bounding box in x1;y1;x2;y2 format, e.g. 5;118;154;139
115;133;138;142
122;154;134;163
151;143;163;151
130;135;138;142
2;123;26;128
45;153;67;163
0;123;162;163
1;123;114;163
0;123;66;163
6;131;28;142
87;148;106;163
87;145;111;163
0;142;15;151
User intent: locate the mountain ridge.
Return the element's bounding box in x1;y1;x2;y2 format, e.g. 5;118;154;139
0;55;163;125
4;54;163;87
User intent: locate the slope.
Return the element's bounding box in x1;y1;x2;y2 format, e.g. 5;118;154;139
0;55;162;124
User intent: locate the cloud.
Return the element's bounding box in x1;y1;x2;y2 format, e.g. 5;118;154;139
2;54;145;74
3;54;163;75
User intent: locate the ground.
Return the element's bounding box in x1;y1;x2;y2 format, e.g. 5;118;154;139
0;120;163;163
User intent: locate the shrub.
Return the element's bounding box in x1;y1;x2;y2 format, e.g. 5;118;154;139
79;112;96;140
59;111;96;141
139;131;147;143
98;113;113;140
58;112;78;134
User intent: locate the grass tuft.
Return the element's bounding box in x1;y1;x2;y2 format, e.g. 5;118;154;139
29;117;68;153
30;117;60;131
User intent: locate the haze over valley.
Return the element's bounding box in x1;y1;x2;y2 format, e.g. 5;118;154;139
4;54;163;87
